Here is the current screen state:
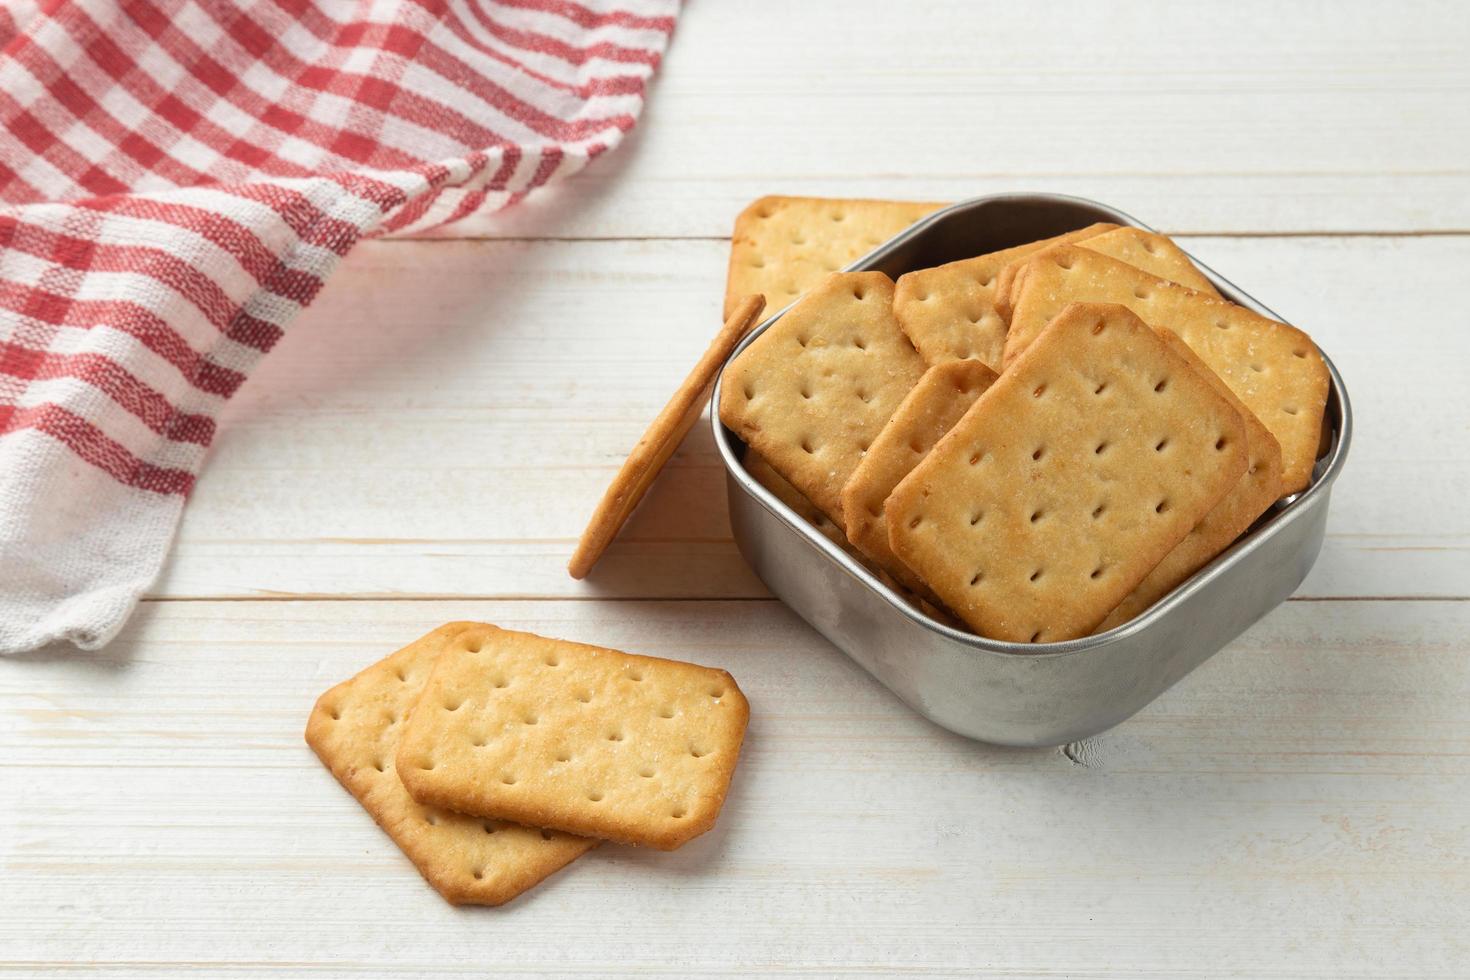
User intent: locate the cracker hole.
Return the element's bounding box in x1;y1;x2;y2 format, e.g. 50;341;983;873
749;257;764;269
831;212;845;222
800;438;815;454
1215;436;1229;451
607;730;624;742
540;828;555;840
1029;630;1043;643
626;668;644;682
467;639;483;654
742;384;754;399
853;288;866;301
1055;255;1075;271
790;235;805;245
493;675;508;689
710;687;725;699
1292;349;1308;359
1133;286;1149;299
425;812;438;826
1091;320;1105;335
1031;446;1045;461
373;759;385;772
1156;499;1170;514
853;336;867;349
867;503;881;517
555;750;571;762
501;774;517;785
800;384;812;400
443;699;462;712
969;450;984;465
419;759;434;771
483;822;498;834
1283;406;1299;416
908;437;924;454
908;515;922;529
576;690;592;703
1094;441;1109;455
1090;566;1105;580
1029;509;1044;523
385;713;398;726
639;767;656;778
969;570;984;586
1092;503;1106;519
980;275;994;287
1250;363;1264;373
472;737;486;748
1155;438;1169;452
969;510;983;526
543;654;559;667
1029;569;1043;582
1214;319;1230;330
1154;378;1169;393
1094;381;1108;394
588;791;604;802
522;713;539;726
327;707;341;721
672;807;687;819
1033;383;1046;398
1142;238;1158;254
394;669;406;683
857;389;872;403
690;745;709;758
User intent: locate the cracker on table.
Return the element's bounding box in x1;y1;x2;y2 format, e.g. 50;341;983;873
396;626;750;851
724;196;945;319
892;222;1116;370
717;271;925;524
1003;246;1329;492
887;303;1248;643
840;359;998;598
305;624;596;906
1096;329;1285;631
994;225;1220;322
569;294;766;579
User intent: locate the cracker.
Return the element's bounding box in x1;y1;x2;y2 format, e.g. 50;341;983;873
891;222;1116;369
1003;246;1329;492
840;359;998;597
717;271;926;524
887;303;1248;643
396;625;750;851
569;295;766;579
993;226;1220;322
305;624;596;906
725;196;945;319
1096;330;1285;630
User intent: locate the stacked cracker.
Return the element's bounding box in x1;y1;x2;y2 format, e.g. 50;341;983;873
306;623;748;905
720;205;1330;642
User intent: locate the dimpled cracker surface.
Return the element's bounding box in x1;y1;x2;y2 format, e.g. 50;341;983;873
1004;246;1329;493
840;359;998;597
993;226;1220;322
304;624;596;906
396;626;750;851
892;222;1116;369
569;295;766;579
724;196;945;319
887;303;1248;643
1097;329;1285;631
718;271;926;523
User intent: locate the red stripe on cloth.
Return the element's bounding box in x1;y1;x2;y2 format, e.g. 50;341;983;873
0;283;247;397
0;340;215;445
451;0;664;68
496;0;676;33
0;401;194;495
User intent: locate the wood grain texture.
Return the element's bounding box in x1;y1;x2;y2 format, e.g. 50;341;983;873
3;599;1468;977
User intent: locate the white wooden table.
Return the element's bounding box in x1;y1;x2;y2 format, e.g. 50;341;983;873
5;2;1469;976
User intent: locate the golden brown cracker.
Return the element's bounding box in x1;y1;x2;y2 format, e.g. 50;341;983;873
569;295;766;579
1096;330;1285;630
724;196;945;318
994;226;1220;322
305;624;596;906
892;222;1117;369
887;303;1248;643
1004;246;1329;492
396;626;750;851
840;359;998;597
718;271;925;524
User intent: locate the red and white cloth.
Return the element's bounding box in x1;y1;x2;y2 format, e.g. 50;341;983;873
0;0;678;654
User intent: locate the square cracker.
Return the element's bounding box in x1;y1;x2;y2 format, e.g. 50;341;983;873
718;271;925;524
569;295;766;579
1004;246;1330;492
993;226;1220;322
396;625;750;851
891;222;1116;370
305;624;596;906
724;196;946;319
1097;330;1285;630
887;303;1248;643
840;359;998;598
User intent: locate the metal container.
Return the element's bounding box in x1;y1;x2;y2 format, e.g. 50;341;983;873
710;193;1352;747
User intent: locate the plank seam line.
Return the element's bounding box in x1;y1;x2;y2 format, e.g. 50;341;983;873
137;594;1470;603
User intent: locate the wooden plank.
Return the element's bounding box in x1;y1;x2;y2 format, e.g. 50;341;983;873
414;0;1470;240
154;234;1470;601
3;598;1467;977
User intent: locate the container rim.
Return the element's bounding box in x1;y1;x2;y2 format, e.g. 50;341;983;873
709;191;1353;660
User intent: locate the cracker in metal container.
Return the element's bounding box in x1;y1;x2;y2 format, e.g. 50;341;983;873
993;225;1220;322
395;625;749;851
1003;246;1329;492
887;303;1248;643
305;624;596;906
724;196;945;319
840;359;998;598
718;271;926;525
1096;329;1285;631
892;222;1117;369
569;295;766;579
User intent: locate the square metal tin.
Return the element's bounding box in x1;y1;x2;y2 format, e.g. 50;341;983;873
711;193;1352;747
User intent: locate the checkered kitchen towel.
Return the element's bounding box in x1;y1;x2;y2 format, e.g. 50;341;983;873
0;0;678;654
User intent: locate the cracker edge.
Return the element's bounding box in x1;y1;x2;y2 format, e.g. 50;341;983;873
568;295;766;579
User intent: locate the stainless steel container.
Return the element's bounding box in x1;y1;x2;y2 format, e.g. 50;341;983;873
711;193;1352;747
